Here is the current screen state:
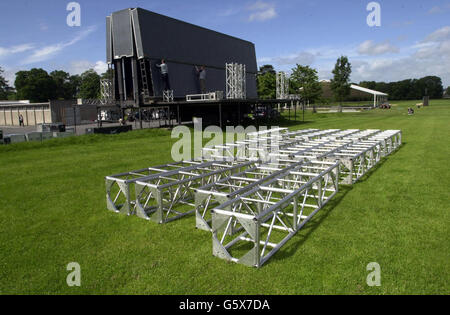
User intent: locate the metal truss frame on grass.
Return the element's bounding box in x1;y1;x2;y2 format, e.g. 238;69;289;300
323;142;381;184
211;160;340;267
134;161;256;224
202;129;325;162
106;160;220;215
367;130;402;156
194;162;303;232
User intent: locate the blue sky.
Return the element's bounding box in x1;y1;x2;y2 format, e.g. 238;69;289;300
1;0;449;87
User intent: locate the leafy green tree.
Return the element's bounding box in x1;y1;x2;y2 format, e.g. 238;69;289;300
101;68;114;80
79;69;100;99
360;76;444;100
15;68;56;102
258;64;276;75
330;56;352;105
50;70;78;100
290;64;322;103
68;75;82;99
419;76;443;99
359;81;376;90
257;65;276;99
445;86;450;96
0;66;12;100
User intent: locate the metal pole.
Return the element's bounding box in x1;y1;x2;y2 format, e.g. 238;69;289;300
122;58;127;101
303;102;305;122
219;103;223;129
288;103;290;121
73;106;77;134
293;101;296;121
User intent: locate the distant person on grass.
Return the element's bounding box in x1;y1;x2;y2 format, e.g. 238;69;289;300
156;59;171;91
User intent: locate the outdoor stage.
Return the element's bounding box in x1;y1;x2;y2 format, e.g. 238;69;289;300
96;98;304;129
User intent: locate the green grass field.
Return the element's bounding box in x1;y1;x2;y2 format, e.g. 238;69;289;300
0;100;449;295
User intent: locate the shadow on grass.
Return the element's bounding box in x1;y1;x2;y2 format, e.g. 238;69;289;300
266;184;354;265
353;142;406;184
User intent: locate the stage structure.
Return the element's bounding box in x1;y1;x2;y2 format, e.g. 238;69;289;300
106;8;258;106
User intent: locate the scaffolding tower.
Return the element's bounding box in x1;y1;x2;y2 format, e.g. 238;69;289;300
276;71;289;100
100;79;114;105
226;63;246;99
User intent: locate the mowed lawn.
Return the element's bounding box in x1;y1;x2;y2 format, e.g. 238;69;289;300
0;100;448;295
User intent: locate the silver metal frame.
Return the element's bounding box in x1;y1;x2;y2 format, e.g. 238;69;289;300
195;161;304;232
105;160;215;215
211;160;340;267
100;79;113;105
134;161;255;224
186;91;223;102
104;128;402;268
276;72;289;100
163;90;174;102
226;63;246;99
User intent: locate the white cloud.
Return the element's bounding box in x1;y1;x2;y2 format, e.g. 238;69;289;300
93;61;108;74
357;40;399;56
423;26;450;42
22;26;97;65
2;67;19;87
0;44;35;59
219;7;241;17
259;51;316;66
248;1;277;22
68;60;108;76
39;22;49;31
260;26;450;87
428;6;443;14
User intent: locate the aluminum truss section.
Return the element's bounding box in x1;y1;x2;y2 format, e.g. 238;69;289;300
366;130;402;156
276;72;289;100
295;129;341;141
203;129;322;163
105;160;215;215
246;128;289;140
186;91;224;102
134;161;255;224
100;79;114;105
341;129;381;142
195;162;303;232
211;160;340;267
324;142;381;184
226;63;246;99
163;90;174;102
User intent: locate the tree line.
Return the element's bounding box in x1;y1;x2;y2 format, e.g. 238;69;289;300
0;66;109;103
359;77;444;100
257;57;446;103
1;61;447;103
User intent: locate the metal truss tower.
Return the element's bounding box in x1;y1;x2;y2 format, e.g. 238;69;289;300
226;63;246;99
100;79;114;105
276;71;289;100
